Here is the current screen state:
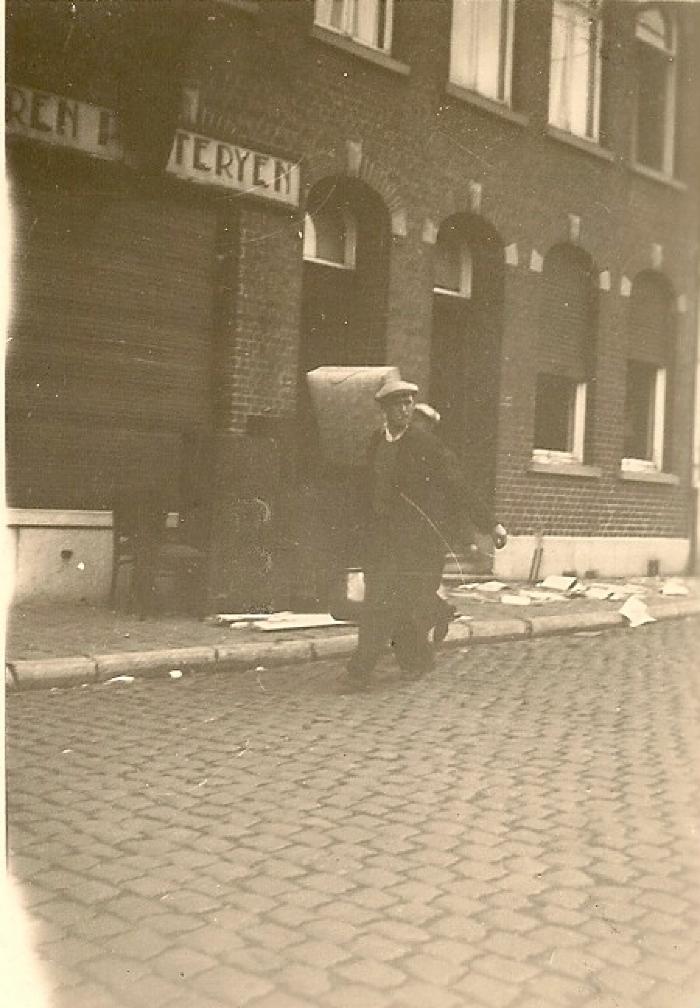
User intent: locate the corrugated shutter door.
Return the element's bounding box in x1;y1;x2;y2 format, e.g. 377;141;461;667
628;273;671;362
538;247;592;380
7;183;216;510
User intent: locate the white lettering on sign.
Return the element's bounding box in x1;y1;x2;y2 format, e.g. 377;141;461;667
6;84;123;161
166;129;300;207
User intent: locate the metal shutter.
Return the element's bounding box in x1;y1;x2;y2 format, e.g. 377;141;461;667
6;181;216;511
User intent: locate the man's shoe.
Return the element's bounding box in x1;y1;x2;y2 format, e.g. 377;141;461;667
432;618;450;644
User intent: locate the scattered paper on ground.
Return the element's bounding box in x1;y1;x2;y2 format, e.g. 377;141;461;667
585;586;614;600
501;593;531;606
257;614;352;631
215;613;272;624
522;590;568;603
475;581;508;593
619;596;656;627
106;675;135;684
661;581;689;596
539;575;578;591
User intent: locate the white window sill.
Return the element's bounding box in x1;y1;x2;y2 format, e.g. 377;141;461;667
529;456;601;479
546;126;615;163
311;25;410;76
446;82;529;128
6;508;113;528
629;162;687;192
303;255;354;271
619;466;679;485
433;286;470;299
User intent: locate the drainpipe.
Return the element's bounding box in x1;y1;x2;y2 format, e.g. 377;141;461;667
691;254;700;573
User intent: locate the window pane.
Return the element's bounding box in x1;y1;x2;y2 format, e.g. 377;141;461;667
636;7;669;49
354;0;378;46
434;231;468;293
549;1;600;138
329;0;346;30
568;13;591;135
548;3;569;128
534;374;574;452
636;44;669;170
311;206;347;264
475;0;502;99
450;0;509;101
450;0;478;90
624;361;656;459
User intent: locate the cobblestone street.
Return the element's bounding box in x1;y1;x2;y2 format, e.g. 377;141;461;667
6;619;700;1008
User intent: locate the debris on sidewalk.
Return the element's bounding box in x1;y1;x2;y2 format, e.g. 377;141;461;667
522;589;569;603
501;592;531;606
660;580;690;596
619;596;656;628
213;613;272;625
256;613;352;631
584;585;615;600
539;575;578;592
169;669;183;679
105;675;135;684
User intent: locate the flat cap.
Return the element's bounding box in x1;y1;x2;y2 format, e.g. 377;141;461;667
375;378;419;401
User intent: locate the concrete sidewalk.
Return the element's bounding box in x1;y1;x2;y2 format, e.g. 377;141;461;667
6;578;700;689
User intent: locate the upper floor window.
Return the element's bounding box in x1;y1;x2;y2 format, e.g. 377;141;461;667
449;0;515;104
303;205;357;269
433;228;472;297
548;0;602;141
314;0;394;52
634;6;677;175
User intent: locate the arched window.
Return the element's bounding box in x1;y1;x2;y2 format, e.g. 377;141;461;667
533;245;595;464
300;178;389;374
634;5;677;175
303;205;356;269
449;0;515;105
548;0;603;141
434;228;472;297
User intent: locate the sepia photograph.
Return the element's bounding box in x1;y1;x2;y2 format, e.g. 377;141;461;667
4;1;700;1005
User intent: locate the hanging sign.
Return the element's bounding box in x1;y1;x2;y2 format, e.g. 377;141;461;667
6;83;123;161
166;129;300;207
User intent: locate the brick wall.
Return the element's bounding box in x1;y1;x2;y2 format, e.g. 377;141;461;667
7;0;700;606
185;0;699;552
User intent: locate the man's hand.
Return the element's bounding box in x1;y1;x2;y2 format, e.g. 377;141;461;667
492;523;508;550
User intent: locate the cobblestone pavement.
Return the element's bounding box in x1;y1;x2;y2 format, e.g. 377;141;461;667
7;619;700;1008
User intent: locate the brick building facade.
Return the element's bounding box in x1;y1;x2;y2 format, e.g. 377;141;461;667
6;0;700;610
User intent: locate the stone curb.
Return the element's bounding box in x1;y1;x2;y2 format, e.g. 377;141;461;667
9;656;98;687
94;647;218;681
7;601;700;689
526;611;625;636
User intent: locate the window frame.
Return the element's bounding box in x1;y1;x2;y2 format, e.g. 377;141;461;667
532;375;588;464
548;0;603;143
303;208;357;270
633;5;677;177
314;0;394;54
621;361;667;473
433;232;473;298
448;0;516;107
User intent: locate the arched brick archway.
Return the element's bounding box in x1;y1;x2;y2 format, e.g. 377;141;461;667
429;213;504;526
